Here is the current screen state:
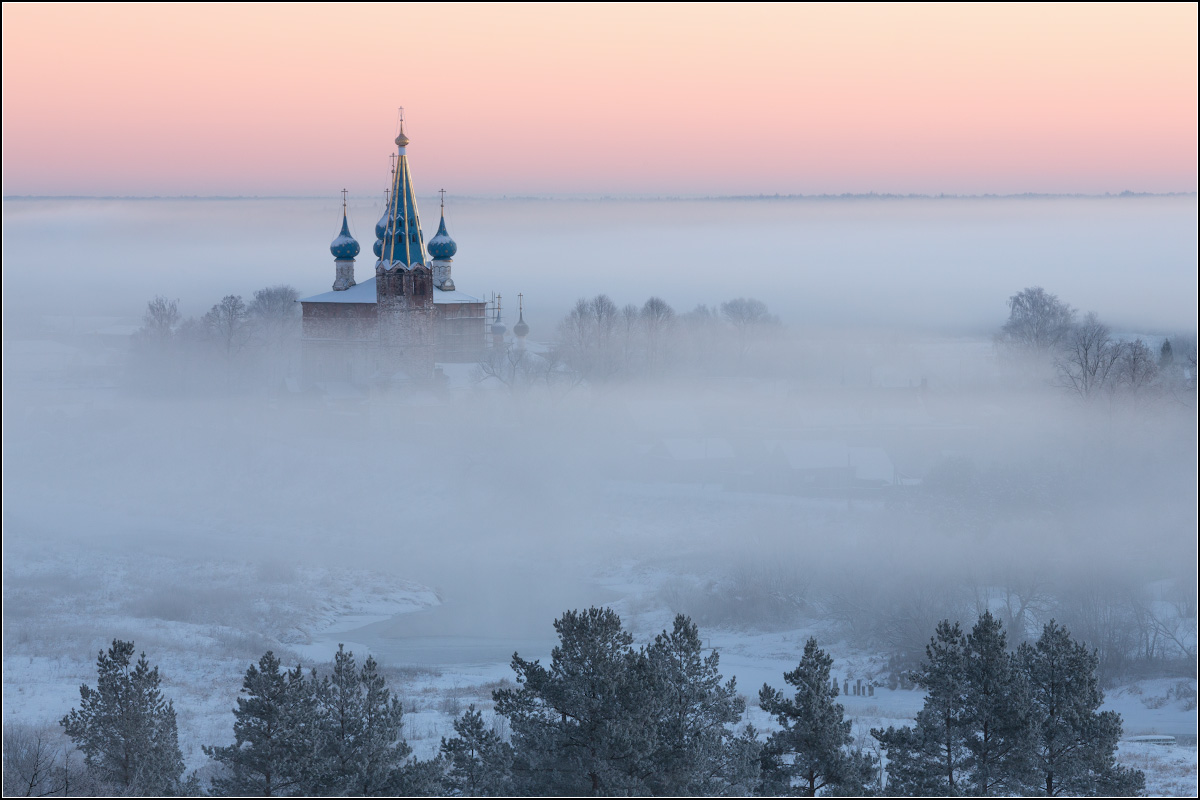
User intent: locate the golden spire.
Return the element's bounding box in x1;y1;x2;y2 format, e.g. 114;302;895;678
395;106;410;148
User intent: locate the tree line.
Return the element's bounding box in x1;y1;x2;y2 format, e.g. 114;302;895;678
129;286;301;395
996;286;1196;406
6;610;1146;796
552;295;783;385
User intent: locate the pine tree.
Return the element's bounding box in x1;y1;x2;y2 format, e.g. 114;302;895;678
493;607;656;795
1018;621;1145;796
760;637;873;796
1160;338;1173;367
644;615;758;795
316;644;366;792
872;620;970;795
312;645;411;794
439;705;513;796
204;651;319;796
60;640;189;795
962;610;1035;795
354;653;409;794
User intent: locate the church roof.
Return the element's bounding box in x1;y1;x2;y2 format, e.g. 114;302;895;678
299;277;482;305
373;120;428;267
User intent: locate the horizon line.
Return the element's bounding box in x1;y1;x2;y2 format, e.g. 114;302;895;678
4;190;1198;202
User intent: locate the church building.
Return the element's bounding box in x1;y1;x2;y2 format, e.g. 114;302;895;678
299;120;526;386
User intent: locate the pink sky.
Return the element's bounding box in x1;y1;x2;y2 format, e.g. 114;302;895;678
3;3;1196;196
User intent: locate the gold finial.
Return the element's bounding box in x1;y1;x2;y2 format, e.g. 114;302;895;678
395;106;410;147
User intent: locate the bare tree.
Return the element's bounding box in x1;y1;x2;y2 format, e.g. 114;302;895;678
641;296;675;370
204;294;251;358
1055;312;1120;400
249;285;300;386
137;296;181;341
3;723;96;797
130;296;184;393
1111;338;1159;404
997;287;1075;356
721;297;780;356
556;295;623;382
249;285;299;334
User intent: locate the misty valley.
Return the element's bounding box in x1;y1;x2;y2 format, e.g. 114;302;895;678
2;196;1196;796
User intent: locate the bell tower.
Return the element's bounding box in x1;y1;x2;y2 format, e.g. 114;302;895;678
374;111;435;375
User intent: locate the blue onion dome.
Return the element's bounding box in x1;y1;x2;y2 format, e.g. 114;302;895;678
513;310;530;338
372;238;383;258
375;209;390;239
427;213;457;261
330;213;360;260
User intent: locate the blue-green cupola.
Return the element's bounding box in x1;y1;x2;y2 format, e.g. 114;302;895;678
330;211;360;260
330;193;358;291
427;211;457;261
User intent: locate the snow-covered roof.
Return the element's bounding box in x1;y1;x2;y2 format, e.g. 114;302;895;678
299;276;482;305
651;438;736;461
847;446;895;484
770;441;850;470
769;441;895;484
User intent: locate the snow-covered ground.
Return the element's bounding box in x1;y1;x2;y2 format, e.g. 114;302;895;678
3;327;1195;793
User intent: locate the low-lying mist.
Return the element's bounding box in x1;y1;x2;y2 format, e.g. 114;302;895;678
3;195;1196;332
2;197;1196;756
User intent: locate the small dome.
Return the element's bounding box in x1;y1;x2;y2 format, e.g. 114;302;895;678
427;213;457;261
330;213;360;260
513;311;530;338
372;238;383;257
375;209;390;239
395;130;410;148
491;321;507;335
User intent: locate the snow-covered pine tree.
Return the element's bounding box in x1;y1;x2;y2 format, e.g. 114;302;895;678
354;653;409;794
314;644;365;792
439;704;513;796
312;644;413;793
493;607;656;796
203;651;319;796
644;614;759;795
872;620;970;795
759;637;874;796
962;610;1036;795
60;639;191;796
1018;621;1145;797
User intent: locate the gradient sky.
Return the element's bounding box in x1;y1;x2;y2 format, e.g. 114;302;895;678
3;3;1196;196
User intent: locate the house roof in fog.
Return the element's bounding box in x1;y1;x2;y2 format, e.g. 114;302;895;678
769;441;895;483
770;441;851;470
847;446;896;484
299;276;482;305
650;438;736;461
